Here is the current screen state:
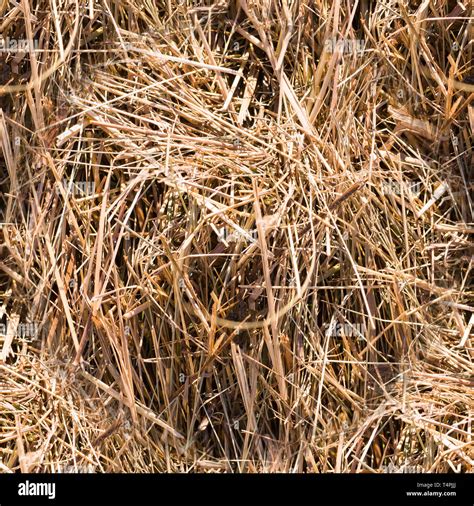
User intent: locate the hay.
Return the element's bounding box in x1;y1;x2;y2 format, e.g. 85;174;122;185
0;0;473;473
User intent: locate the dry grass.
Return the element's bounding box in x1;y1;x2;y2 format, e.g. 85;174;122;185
0;0;473;473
